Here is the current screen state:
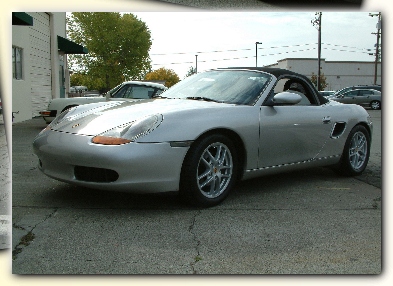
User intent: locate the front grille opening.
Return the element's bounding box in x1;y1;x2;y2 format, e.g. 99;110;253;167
74;166;119;183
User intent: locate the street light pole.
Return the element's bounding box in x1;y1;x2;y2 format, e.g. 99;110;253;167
255;42;262;67
195;54;198;73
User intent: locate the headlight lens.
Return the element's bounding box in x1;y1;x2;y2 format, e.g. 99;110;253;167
92;114;163;145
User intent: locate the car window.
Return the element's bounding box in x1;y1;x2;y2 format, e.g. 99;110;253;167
344;90;358;97
112;85;158;99
127;86;156;99
112;85;131;98
359;90;372;96
273;77;315;105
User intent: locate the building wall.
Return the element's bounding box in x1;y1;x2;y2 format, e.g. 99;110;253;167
12;24;33;122
266;58;381;91
12;12;67;123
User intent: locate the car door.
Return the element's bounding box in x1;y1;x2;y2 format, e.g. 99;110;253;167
339;90;359;104
258;104;332;168
356;90;374;105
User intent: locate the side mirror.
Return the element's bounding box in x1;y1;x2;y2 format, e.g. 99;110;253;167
266;91;302;106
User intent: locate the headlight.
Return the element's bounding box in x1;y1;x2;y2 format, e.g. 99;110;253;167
92;114;163;145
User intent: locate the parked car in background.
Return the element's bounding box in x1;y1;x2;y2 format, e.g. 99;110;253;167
40;81;167;123
320;90;335;98
33;67;372;207
329;89;381;110
72;86;88;93
334;85;381;97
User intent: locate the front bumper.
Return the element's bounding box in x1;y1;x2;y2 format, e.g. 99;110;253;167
33;130;189;193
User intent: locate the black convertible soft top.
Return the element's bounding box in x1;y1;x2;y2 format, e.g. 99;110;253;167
221;67;328;105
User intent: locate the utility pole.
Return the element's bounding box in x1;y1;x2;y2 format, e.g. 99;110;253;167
195;54;198;73
255;42;262;67
311;12;322;91
369;12;381;85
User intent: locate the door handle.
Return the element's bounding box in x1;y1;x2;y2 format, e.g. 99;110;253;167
323;116;331;124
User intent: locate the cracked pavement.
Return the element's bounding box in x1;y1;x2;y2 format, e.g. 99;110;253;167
12;111;381;274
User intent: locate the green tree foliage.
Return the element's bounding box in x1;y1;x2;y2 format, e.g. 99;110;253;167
67;12;152;92
70;72;105;91
185;66;197;78
310;72;328;91
145;67;180;88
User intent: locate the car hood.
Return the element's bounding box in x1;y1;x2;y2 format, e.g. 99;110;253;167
50;99;233;136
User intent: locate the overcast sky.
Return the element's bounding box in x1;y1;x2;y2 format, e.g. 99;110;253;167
133;12;380;78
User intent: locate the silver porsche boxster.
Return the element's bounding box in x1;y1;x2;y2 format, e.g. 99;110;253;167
33;68;372;207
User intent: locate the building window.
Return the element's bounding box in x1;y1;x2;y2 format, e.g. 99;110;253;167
12;46;23;79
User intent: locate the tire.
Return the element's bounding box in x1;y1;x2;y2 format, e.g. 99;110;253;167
370;101;381;110
335;125;370;176
180;134;238;207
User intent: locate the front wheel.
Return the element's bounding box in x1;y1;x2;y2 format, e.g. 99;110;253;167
335;125;370;176
180;134;238;207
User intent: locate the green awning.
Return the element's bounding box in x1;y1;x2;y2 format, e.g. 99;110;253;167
57;36;88;54
12;12;33;26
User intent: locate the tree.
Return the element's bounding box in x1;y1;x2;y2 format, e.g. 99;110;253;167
185;66;197;78
145;67;180;88
310;72;328;91
70;72;105;92
67;12;152;92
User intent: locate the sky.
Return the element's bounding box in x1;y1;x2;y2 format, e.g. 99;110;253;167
133;11;381;78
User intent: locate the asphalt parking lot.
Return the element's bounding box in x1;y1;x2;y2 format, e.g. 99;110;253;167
11;110;381;274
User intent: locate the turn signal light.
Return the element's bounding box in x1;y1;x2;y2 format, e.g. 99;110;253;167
92;136;131;145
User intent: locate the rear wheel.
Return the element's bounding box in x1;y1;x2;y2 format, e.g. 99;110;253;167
180;134;238;207
370;100;381;110
335;125;370;176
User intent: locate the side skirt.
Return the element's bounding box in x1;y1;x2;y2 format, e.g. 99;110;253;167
242;154;341;181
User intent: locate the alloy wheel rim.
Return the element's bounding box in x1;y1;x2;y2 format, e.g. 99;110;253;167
197;142;233;199
371;102;380;109
349;131;368;171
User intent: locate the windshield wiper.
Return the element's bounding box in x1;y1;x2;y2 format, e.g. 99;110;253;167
186;96;223;103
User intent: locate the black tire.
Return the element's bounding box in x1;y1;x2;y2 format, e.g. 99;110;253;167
370;100;381;110
335;125;370;176
180;134;238;207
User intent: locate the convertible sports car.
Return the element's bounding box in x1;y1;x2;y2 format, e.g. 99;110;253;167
33;67;372;207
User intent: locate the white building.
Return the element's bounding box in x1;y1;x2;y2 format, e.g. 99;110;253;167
265;58;381;91
12;12;88;123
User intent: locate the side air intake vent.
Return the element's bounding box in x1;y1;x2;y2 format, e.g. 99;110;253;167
331;122;346;138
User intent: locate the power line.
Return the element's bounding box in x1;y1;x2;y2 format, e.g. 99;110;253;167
150;43;370;57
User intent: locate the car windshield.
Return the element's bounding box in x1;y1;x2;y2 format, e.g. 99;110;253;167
159;70;271;105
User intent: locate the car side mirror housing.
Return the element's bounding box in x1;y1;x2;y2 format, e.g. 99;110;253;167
265;91;302;106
